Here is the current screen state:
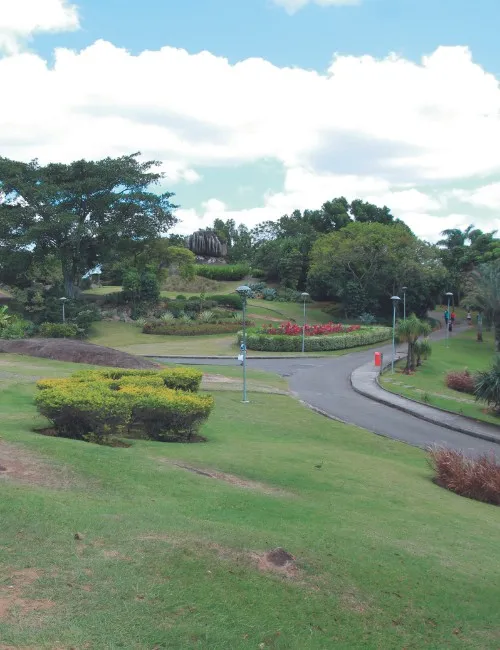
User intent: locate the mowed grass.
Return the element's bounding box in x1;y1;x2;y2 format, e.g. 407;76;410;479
1;355;500;649
381;328;500;426
88;321;239;356
88;321;388;358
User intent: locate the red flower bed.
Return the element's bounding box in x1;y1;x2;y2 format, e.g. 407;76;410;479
261;322;361;337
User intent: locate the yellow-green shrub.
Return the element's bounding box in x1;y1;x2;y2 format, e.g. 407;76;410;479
35;381;131;443
72;367;202;392
120;385;214;442
35;366;211;444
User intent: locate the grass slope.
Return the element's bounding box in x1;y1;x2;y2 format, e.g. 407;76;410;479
1;355;499;648
381;328;500;426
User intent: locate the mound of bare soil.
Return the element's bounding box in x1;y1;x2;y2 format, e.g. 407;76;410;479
0;338;158;369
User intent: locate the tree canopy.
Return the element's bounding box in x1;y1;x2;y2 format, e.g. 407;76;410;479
0;153;178;297
308;222;447;317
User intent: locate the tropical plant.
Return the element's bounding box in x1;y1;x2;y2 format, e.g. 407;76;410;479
359;312;377;325
0;305;11;327
198;310;215;323
464;261;500;350
160;311;175;322
474;356;500;413
396;314;432;373
414;338;432;367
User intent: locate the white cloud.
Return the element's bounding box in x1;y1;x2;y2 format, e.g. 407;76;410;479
451;182;500;209
272;0;359;14
0;0;79;53
0;26;500;239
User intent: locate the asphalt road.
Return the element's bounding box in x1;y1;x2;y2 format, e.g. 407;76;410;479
156;326;500;456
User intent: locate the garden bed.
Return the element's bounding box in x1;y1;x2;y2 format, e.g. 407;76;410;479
143;321;252;336
238;325;391;352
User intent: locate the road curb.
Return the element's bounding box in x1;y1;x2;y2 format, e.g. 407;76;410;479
350;361;500;446
145;354;330;360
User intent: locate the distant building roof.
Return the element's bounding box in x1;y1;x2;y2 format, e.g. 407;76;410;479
0;290;13;301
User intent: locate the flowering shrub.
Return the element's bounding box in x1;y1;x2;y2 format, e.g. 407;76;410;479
260;322;361;336
238;326;391;352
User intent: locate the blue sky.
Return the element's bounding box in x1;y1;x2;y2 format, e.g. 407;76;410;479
1;0;500;241
38;0;500;73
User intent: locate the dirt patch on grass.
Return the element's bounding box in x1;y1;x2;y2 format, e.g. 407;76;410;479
0;568;55;623
170;462;292;496
0;338;159;369
252;548;298;578
202;373;234;383
0;441;81;489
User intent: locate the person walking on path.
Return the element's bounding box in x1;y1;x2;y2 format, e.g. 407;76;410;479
451;310;456;324
467;311;472;326
444;309;449;327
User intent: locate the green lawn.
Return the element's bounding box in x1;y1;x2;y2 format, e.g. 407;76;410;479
1;355;499;648
381;328;500;426
245;299;334;325
88;321;388;358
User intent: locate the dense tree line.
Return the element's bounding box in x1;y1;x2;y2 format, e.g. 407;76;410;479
1;151;499;321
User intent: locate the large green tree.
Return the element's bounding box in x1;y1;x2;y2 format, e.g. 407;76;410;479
308;222;447;317
465;261;500;350
0;153;178;297
437;224;499;301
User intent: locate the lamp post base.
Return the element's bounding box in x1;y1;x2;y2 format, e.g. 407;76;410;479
241;400;250;404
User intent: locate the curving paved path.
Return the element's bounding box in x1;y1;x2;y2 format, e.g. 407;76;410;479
155;324;500;457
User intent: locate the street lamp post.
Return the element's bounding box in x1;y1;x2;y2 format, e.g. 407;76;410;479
402;286;407;320
391;296;400;373
301;292;309;353
445;292;453;347
60;297;68;323
236;285;251;403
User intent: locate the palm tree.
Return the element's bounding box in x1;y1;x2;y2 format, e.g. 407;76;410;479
465;262;500;350
0;306;11;328
475;356;500;413
396;314;431;373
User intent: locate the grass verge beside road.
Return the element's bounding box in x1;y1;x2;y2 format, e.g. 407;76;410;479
381;328;499;426
0;355;499;648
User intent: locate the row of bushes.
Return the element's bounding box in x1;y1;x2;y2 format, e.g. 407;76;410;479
35;367;212;443
84;292;244;312
194;264;250;281
143;321;250;336
238;327;392;352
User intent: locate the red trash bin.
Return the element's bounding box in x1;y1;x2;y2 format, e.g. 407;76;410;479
374;352;382;367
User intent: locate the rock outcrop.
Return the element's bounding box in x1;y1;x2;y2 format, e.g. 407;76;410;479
186;230;228;259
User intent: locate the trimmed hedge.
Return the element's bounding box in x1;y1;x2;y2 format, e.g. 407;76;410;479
119;385;213;442
205;294;243;309
35;367;212;443
39;322;82;338
143;322;248;336
195;264;250;281
72;367;203;392
238;327;392;352
35;381;132;442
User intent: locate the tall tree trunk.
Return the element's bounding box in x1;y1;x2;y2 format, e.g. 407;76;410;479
62;258;77;298
495;318;500;352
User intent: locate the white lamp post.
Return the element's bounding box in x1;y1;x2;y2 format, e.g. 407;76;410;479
236;285;252;403
445;292;453;347
60;297;68;323
402;286;407;320
301;292;309;353
391;296;400;373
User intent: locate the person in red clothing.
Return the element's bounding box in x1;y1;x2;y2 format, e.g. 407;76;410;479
451;311;456;323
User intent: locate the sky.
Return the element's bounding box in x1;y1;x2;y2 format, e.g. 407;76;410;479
1;0;500;242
